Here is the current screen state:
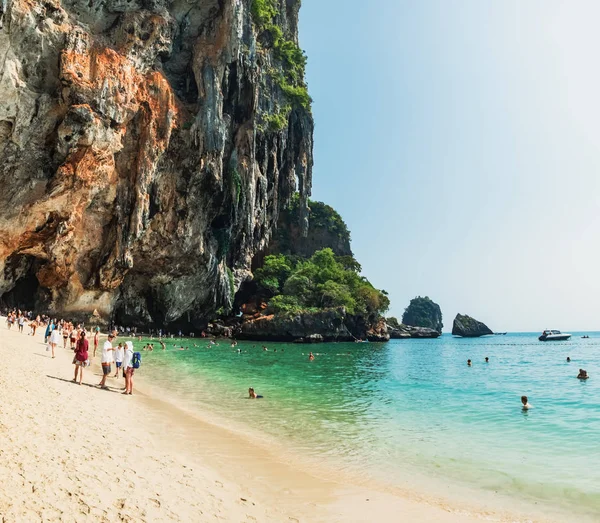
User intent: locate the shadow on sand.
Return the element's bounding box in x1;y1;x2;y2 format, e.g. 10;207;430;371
46;375;122;393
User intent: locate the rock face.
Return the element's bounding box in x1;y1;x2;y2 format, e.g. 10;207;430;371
0;0;313;329
238;307;390;343
402;296;443;334
264;198;352;259
386;322;440;339
452;314;493;337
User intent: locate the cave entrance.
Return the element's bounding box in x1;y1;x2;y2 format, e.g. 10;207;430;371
1;256;51;312
2;270;41;311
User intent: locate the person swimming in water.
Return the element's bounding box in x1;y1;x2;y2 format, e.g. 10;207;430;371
308;352;315;361
248;387;263;399
577;369;589;380
521;396;532;410
467;359;472;366
485;357;489;363
567;356;571;362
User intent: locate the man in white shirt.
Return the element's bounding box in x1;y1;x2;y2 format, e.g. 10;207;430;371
98;334;115;389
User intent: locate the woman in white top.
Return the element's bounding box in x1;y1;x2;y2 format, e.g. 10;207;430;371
122;341;135;395
49;326;62;359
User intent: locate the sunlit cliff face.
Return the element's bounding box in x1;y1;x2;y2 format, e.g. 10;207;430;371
0;0;313;328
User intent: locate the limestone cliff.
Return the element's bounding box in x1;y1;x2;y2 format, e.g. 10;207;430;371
264;196;352;259
0;0;313;329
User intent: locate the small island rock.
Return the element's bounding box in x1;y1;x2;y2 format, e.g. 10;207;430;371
402;296;443;334
452;314;493;337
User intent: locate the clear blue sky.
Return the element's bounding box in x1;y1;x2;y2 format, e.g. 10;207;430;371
299;0;600;332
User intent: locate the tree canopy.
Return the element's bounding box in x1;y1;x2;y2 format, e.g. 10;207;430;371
254;248;389;318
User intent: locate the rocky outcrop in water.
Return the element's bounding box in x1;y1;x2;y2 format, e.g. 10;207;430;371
452;314;493;337
402;296;443;334
238;307;390;343
386;322;440;339
0;0;313;329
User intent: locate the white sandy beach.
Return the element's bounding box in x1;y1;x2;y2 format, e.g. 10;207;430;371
0;319;559;522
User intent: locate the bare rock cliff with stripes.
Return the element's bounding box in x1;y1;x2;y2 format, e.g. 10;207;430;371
0;0;313;328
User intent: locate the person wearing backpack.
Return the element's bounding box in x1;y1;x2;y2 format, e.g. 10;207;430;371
122;341;140;395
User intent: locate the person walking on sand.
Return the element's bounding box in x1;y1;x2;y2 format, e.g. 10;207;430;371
99;334;115;389
63;324;69;348
70;326;77;350
18;314;25;333
73;331;89;385
114;342;124;378
49;323;61;359
122;341;135;395
93;327;100;358
44;320;53;342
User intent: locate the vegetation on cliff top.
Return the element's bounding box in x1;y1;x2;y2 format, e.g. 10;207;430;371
402;296;443;332
254;248;389;318
251;0;311;111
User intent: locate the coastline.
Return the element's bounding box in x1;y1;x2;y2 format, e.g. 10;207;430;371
0;320;564;522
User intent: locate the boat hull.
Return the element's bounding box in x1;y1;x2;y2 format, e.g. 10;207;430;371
539;335;571;341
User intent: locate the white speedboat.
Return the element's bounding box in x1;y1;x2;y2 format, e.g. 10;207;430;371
539;330;571;341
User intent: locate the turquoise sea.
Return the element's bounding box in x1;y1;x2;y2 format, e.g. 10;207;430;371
132;333;600;518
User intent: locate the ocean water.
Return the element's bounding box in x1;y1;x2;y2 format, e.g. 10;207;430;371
132;333;600;517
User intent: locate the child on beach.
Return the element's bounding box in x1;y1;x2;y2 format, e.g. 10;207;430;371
114;342;124;378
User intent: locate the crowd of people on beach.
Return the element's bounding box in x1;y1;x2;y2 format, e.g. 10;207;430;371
4;309;140;394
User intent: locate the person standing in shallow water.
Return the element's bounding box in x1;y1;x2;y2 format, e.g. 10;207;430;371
73;331;89;385
521;396;532;410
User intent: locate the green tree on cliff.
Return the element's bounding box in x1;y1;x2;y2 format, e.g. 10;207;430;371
254;248;389;318
402;296;443;333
